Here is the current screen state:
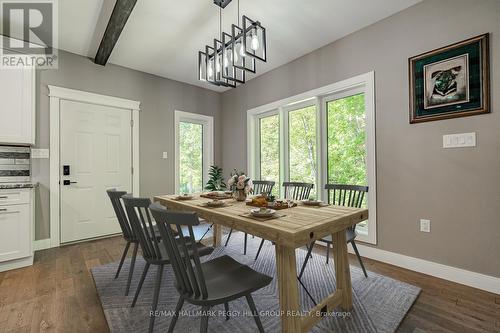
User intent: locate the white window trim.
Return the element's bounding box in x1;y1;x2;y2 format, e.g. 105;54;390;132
174;110;214;195
247;71;377;244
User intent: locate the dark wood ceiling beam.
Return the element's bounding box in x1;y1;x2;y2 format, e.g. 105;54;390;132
94;0;137;66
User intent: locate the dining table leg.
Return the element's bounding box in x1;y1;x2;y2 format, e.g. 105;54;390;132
212;222;222;247
333;230;353;310
275;244;302;333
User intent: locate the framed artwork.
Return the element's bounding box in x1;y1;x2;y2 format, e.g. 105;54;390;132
409;34;490;123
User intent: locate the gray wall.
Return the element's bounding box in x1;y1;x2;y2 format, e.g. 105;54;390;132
221;0;500;277
33;50;221;240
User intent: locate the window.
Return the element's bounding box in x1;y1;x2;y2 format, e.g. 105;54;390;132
174;111;213;194
326;92;368;232
259;114;280;196
178;122;203;193
248;72;376;244
288;105;318;197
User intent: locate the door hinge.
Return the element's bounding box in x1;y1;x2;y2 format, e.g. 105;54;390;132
131;166;134;175
130;119;134;127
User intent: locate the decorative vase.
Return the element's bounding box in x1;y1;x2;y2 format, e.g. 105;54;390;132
234;189;247;201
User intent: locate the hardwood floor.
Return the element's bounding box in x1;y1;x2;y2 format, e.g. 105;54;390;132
0;234;498;333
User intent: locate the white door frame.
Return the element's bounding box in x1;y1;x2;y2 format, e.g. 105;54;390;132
48;86;141;247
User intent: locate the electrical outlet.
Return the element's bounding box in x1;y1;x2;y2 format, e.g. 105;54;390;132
162;152;168;159
420;219;431;233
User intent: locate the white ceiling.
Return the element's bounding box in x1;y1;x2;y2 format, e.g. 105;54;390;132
57;0;421;91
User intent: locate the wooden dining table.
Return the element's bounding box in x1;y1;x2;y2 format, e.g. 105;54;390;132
154;194;368;333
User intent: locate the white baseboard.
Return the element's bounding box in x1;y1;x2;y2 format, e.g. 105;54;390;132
33;238;51;251
0;255;33;272
348;243;500;295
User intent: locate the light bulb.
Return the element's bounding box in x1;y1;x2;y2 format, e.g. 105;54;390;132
239;42;245;57
233;48;239;63
215;58;221;73
223;52;229;68
207;62;213;77
251;33;259;50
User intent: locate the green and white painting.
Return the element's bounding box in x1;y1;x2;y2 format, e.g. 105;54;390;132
409;34;489;123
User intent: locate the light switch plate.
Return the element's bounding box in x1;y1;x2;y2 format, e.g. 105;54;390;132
443;132;476;148
31;148;49;159
162;152;168;159
420;219;431;233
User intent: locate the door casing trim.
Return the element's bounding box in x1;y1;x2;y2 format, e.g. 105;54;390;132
48;85;141;247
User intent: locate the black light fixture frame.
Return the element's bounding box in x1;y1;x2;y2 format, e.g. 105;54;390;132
205;45;222;86
198;50;208;82
214;38;236;87
231;24;256;73
221;31;245;84
242;15;267;62
198;0;267;88
214;0;232;9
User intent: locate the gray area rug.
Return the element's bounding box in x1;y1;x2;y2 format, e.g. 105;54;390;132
91;232;420;332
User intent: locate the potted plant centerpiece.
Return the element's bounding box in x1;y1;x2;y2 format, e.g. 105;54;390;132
204;165;227;192
227;170;253;201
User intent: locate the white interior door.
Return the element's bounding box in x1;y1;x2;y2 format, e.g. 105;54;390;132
60;100;132;243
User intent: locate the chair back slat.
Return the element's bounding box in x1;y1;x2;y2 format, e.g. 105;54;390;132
106;189;134;240
253;180;275;196
283;182;314;200
161;222;191;295
122;195;164;261
150;203;209;300
325;184;369;231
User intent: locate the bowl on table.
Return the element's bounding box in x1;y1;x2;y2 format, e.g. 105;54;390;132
250;207;276;218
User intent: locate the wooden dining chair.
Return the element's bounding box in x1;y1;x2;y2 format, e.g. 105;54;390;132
150;202;272;333
298;184;369;279
122;195;214;333
224;180;275;255
106;189;140;296
254;182;314;261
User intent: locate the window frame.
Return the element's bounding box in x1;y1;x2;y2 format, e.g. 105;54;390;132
174;110;214;195
283;99;321;198
256;111;281;195
247;72;377;244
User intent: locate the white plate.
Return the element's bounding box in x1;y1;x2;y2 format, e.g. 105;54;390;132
301;200;322;206
206;200;225;207
250;208;276;218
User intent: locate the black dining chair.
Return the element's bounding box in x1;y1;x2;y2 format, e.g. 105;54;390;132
122;195;214;333
107;189;140;296
149;202;272;333
253;180;276;197
225;180;275;255
283;181;314;201
298;184;369;279
254;182;314;261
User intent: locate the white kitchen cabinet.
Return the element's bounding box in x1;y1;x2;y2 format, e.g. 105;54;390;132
0;66;35;145
0;188;33;271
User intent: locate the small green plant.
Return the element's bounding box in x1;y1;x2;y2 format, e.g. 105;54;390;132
205;165;226;191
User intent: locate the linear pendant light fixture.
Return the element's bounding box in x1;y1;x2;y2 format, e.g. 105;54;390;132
198;0;267;88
